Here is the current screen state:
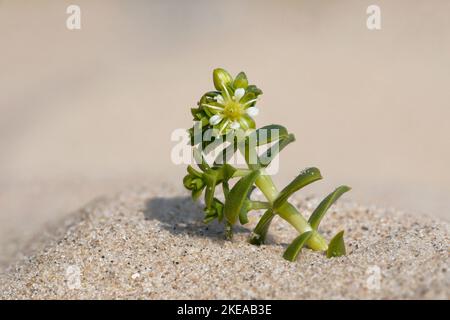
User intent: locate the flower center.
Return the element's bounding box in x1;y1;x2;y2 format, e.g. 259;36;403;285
223;100;243;121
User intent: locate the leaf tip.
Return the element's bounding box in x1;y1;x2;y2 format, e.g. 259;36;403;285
282;231;313;262
326;230;346;258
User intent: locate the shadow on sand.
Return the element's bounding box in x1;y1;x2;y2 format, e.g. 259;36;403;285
143;196;250;241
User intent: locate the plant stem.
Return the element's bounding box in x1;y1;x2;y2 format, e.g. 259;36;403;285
249;201;270;210
225;221;233;240
236;142;328;251
249;209;274;245
232;168;253;178
254;171;328;251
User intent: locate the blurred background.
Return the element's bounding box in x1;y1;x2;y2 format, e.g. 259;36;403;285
1;0;449;267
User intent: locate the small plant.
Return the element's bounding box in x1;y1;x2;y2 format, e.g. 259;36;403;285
183;68;350;261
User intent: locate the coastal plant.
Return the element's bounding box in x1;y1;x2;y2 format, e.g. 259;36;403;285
183;68;350;261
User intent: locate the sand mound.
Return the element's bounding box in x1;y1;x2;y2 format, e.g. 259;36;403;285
0;187;448;299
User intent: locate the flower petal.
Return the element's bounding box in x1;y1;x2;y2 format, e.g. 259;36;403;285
230;121;241;129
233;88;245;102
246;107;259;117
209;114;223;125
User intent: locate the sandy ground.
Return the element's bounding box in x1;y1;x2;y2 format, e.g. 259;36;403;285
1;186;448;299
1;0;450;284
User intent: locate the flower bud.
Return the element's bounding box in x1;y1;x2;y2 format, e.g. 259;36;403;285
213;68;233;91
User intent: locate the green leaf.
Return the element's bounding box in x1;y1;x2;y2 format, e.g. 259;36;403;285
273;167;322;209
202;164;236;210
217;163;237;181
249;125;289;146
222;180;230;197
191;188;204;201
258;133;295;167
214;142;237;165
224;170;260;225
239;203;250;225
249;209;274;245
233;71;248;89
193;147;210;171
203;198;224;224
203;171;218;209
308;186;351;230
202;131;224;152
246;84;263;97
238;186;255;225
283;231;313;262
188;122;204;146
187;165;202;178
326;230;346;258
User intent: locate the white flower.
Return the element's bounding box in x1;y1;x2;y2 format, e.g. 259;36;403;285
201;84;260;134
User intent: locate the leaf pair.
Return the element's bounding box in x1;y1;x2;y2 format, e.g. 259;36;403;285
282;185;351;261
283;229;347;261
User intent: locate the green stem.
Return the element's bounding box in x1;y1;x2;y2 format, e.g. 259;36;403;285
235;140;328;251
254;171;328;251
249;209;274;245
225;221;233;240
249;201;270;210
232;168;253;178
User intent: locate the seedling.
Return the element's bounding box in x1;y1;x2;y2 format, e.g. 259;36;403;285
183;68;350;261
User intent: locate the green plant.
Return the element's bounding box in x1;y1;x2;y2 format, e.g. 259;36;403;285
183;68;350;261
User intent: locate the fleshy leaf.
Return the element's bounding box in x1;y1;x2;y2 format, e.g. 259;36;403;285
326;230;346;258
217;163;237;181
193;147;210;172
283;231;313;262
233;72;248;89
258;133;295;167
203;164;236;211
308;186;351;230
249;209;274;245
249;124;289;146
238;186;256;225
191;188;204;201
273;167;322;209
239;203;250;225
224;170;260;225
203;198;224;224
203;171;218;209
246;84;263;97
214;142;237;165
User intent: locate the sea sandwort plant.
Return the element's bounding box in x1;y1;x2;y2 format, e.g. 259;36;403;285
183;68;350;261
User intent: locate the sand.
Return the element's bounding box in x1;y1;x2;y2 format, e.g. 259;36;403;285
0;186;448;299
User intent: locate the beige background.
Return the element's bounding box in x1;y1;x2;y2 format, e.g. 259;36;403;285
1;0;449;266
